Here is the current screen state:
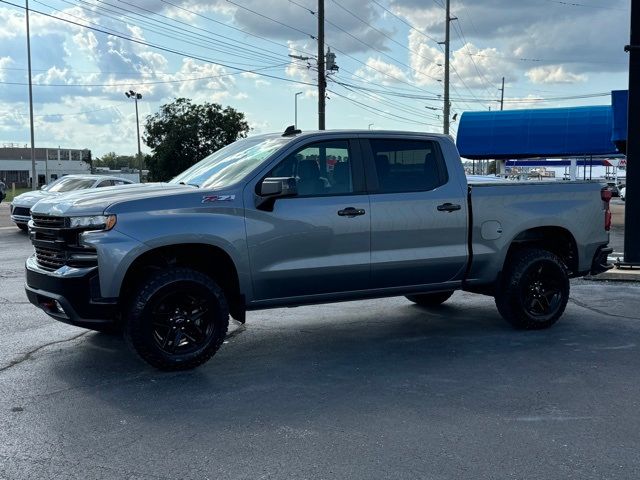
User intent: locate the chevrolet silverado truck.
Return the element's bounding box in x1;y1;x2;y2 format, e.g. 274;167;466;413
24;130;613;370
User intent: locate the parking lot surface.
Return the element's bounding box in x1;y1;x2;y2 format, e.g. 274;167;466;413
1;201;639;479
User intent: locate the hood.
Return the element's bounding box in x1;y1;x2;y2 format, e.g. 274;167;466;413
30;182;196;216
11;189;54;207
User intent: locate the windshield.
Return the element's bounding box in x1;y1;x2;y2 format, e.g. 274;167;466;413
45;177;96;192
170;136;291;189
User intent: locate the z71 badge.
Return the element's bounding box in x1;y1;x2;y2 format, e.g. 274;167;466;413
202;194;235;203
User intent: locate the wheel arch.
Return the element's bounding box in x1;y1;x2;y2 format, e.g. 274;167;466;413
119;243;246;322
506;226;579;275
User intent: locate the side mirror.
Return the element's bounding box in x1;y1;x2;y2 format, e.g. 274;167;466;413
260;177;297;197
256;177;297;211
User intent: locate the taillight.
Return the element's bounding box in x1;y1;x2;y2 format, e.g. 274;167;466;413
601;187;612;231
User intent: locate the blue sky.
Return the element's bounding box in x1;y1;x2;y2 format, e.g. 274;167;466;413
0;0;631;157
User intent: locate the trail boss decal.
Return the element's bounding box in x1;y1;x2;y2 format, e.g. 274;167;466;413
202;194;235;203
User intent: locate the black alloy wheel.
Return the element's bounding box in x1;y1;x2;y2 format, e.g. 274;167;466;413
151;288;217;355
495;248;569;330
125;268;229;370
520;262;563;318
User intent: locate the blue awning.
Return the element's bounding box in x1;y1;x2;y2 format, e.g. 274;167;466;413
611;90;628;153
457;106;619;160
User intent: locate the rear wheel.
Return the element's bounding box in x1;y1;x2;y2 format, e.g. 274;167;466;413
495;248;569;330
406;291;454;307
125;267;229;370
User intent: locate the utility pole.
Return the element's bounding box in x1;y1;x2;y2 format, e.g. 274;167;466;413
442;0;451;135
499;76;505;111
317;0;326;130
25;0;36;190
624;0;640;264
294;91;303;129
125;90;143;181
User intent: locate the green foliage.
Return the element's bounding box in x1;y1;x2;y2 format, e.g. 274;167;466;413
94;152;137;170
143;98;250;181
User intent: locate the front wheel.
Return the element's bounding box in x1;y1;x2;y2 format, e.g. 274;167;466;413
17;223;28;232
125;267;229;370
495;248;569;330
406;291;454;307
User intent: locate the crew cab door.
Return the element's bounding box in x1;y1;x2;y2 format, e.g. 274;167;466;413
244;137;370;301
361;136;468;288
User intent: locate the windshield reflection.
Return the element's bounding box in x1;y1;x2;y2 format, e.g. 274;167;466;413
170;136;291;189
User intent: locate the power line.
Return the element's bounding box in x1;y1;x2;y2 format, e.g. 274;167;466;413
159;0;317;60
51;0;288;67
541;0;626;10
0;63;290;87
327;87;442;128
0;0;319;88
105;0;292;65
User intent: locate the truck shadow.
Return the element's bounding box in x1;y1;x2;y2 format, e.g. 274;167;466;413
46;293;637;424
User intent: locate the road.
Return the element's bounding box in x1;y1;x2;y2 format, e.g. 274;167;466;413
1;201;639;479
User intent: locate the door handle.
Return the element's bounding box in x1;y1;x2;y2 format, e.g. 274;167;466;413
338;207;366;217
437;202;462;212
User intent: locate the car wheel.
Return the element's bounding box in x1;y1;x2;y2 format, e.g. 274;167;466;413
17;224;28;232
495;248;569;330
406;291;454;307
125;267;229;370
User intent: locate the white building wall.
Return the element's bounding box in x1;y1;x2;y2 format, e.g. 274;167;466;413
0;158;90;184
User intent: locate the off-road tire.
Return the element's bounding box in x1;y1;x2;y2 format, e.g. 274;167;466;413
495;248;569;330
406;291;454;307
125;267;229;370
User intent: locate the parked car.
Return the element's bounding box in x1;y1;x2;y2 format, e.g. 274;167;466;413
9;174;134;231
620;186;626;201
605;182;620;197
25;129;612;370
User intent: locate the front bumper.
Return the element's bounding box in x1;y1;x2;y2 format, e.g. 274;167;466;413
25;255;118;329
11;215;30;224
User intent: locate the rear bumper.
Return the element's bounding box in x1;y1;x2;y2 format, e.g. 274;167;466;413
25;255;118;329
590;245;614;275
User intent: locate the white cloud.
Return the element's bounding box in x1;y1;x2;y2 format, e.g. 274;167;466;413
354;57;410;86
0;56;13;81
526;65;587;84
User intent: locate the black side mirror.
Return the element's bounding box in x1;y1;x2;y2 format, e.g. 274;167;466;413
260;177;297;196
256;177;297;211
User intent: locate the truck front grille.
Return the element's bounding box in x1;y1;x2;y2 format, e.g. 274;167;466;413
31;214;66;229
34;246;67;270
29;215;97;271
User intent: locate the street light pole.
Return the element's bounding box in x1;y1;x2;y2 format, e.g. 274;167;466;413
125;90;143;181
25;0;37;190
294;91;303;129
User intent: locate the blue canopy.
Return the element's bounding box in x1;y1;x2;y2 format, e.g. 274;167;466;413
457;106;618;160
611;90;628;152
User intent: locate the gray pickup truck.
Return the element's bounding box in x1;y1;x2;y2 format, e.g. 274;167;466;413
25;130;613;370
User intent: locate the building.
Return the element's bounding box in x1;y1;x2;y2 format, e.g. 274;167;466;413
0;143;92;187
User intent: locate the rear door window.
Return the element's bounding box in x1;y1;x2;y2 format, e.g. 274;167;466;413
368;139;448;193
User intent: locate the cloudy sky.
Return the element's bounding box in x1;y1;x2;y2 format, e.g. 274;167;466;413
0;0;632;157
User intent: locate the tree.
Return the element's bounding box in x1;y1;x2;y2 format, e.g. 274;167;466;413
143;98;250;181
93;152;137;170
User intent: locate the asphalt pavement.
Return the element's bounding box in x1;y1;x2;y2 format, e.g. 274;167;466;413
1;201;640;479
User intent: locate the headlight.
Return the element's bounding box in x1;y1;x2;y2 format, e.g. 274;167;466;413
69;214;117;231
